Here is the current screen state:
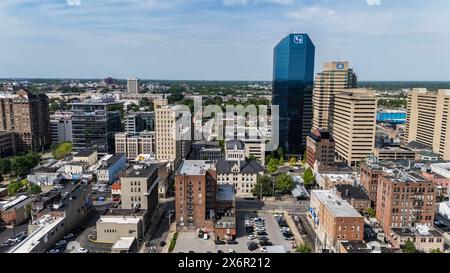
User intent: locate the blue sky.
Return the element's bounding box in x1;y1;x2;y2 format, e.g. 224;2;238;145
0;0;449;81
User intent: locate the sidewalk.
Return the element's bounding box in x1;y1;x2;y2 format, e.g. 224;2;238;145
161;222;176;253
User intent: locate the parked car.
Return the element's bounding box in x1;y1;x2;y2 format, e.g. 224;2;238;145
214;240;226;245
247;235;257;240
63;233;74;240
247;242;258;251
257;231;268;236
228;249;236;253
261;246;267;253
55;240;67;247
48;249;60;254
159;241;166;247
259;241;273;247
78;248;89;253
227;240;239;245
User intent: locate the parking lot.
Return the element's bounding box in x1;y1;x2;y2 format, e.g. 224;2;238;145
172;212;295;253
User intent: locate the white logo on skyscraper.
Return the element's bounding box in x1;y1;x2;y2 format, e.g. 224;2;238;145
293;35;303;44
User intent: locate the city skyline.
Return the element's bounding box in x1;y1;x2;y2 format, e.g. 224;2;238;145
1;0;450;81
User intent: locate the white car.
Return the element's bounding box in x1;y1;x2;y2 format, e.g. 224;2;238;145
247;235;257;240
64;233;74;240
48;249;60;253
55;240;67;247
78;248;89;253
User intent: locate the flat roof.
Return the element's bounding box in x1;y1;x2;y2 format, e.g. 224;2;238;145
177;160;212;176
99;216;141;225
8;216;65;253
74;150;96;157
312;190;362;218
112;237;136;250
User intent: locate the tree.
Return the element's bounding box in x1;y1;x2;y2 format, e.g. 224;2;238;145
366;207;376;218
276;174;294;193
0;158;11;174
252;176;273;198
10;153;41;177
303;168;315;187
279;157;285;166
52;142;73;160
289;157;297;167
404;240;417;253
296;243;312;253
29;184;42;195
247;155;258;162
277;147;285;161
301;150;307;165
431;249;442;254
7;182;21;196
267;158;279;174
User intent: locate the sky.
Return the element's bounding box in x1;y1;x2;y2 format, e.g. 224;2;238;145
0;0;449;81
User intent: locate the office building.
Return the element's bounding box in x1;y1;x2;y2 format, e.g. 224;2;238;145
71;97;122;155
360;156;385;205
313;61;357;131
376;171;435;238
124;112;155;134
306;129;335;168
50;111;73;144
120;164;159;212
405;89;450;160
96;209;147;244
273;33;315;154
127;77;140;94
333;89;377;167
155;100;192;163
115;131;156;159
175;161;217;229
309;190;364;252
0;131;15;157
0;89;51;153
73;149;98;166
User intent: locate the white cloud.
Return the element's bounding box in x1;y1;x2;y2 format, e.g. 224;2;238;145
67;0;81;6
366;0;382;6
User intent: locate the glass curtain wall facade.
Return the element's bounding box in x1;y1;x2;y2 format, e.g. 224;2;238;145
273;34;315;154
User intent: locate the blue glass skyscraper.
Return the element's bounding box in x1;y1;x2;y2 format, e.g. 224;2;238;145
273;33;315;154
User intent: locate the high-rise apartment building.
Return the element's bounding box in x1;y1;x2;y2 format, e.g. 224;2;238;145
405;89;450;160
313;61;357;131
115;131;156;159
50;111;73;144
333;89;377;167
71;97;122;156
376;172;436;237
127;77;140;94
0;89;51;153
273;33;315;154
155;99;191;163
124;112;155;134
175;161;217;229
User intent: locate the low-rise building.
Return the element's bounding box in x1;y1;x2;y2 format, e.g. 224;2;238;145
111;237;137;253
27;167;63;187
335;184;371;213
314;162;354;190
96;154;127;184
309;190;364;252
214;185;236;240
73;150;98;167
390;225;444;253
96;209;147;244
0;195;34;225
216;159;263;198
8;215;66;253
373;147;416;161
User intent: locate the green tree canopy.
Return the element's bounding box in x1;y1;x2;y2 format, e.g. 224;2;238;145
10;153;41;177
276;174;294;193
29;184;42;195
52;142;73;160
252;175;273;198
7;181;22;196
404;240;417;253
267;158;279;174
289;157;297;167
303;168;315;187
0;158;11;174
296;243;313;253
366;207;376;218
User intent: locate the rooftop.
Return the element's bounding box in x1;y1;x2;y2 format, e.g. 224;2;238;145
122;164;158;178
8;215;65;253
177;160;213;176
312;190;362;218
112;237;136;250
74;150;96;158
335;184;370;201
216;159;263;174
98;154;125;170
